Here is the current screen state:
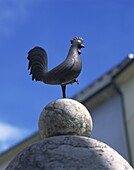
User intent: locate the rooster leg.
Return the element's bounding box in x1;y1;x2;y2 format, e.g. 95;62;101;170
70;79;79;85
61;85;66;98
74;79;79;84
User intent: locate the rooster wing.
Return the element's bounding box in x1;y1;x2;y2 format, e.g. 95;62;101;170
43;58;75;85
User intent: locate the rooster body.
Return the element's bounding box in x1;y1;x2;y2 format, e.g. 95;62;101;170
27;37;84;98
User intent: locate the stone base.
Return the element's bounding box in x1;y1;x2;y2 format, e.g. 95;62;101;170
6;136;133;170
39;99;93;139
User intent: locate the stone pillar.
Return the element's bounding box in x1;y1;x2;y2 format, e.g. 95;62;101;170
6;99;133;170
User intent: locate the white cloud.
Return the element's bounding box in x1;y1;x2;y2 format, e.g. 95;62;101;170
0;122;31;153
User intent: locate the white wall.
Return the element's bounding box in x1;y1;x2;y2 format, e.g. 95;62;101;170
89;94;129;160
121;76;134;165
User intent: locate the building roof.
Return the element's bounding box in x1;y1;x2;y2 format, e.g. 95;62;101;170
73;55;134;110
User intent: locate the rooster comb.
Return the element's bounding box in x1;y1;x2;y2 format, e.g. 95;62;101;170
70;37;83;44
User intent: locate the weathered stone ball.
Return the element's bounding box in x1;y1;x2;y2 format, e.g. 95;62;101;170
38;99;93;139
6;136;133;170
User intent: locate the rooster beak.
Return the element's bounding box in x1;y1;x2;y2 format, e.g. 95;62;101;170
81;44;85;48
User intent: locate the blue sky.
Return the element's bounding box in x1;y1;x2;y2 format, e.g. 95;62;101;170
0;0;134;153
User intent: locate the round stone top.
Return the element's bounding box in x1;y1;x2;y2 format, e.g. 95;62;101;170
38;98;93;139
6;136;133;170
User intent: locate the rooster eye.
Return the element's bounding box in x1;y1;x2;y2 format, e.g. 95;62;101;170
77;40;82;44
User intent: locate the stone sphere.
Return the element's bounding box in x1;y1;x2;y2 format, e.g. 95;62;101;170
6;136;133;170
38;99;93;139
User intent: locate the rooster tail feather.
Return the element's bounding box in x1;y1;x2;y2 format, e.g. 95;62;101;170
27;47;48;81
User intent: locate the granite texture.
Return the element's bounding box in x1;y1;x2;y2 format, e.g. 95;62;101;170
6;99;133;169
38;99;93;139
6;136;133;170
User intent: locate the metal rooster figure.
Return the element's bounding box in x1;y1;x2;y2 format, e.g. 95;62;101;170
27;37;85;98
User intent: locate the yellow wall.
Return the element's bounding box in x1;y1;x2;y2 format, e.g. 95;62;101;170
0;160;12;170
121;76;134;166
0;133;40;170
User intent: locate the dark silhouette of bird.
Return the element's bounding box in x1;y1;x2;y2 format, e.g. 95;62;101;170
27;37;85;98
